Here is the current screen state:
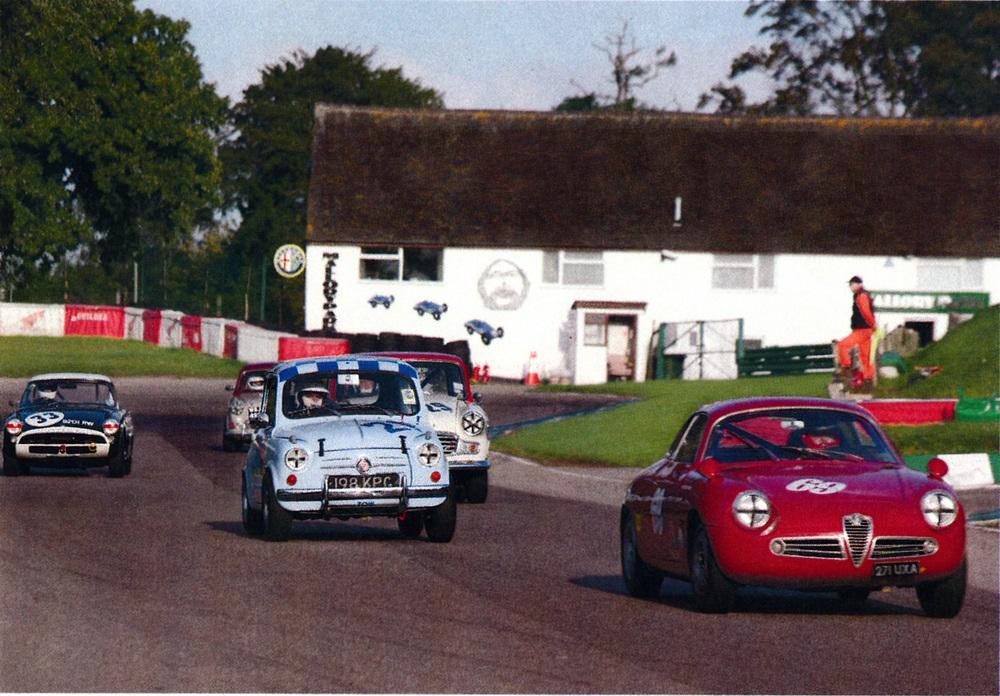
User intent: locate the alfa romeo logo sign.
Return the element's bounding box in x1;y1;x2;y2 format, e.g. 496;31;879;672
273;244;306;279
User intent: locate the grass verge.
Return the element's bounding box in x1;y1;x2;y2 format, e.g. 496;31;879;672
0;336;242;378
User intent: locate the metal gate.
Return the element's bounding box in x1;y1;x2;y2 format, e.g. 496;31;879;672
653;318;744;380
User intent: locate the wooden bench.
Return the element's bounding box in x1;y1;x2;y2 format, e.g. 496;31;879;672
737;343;836;377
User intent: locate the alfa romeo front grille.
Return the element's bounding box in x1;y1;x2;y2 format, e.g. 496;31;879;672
870;537;937;559
771;537;845;559
843;514;874;568
436;431;458;455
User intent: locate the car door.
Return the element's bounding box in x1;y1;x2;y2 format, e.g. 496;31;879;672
246;374;278;506
654;413;708;571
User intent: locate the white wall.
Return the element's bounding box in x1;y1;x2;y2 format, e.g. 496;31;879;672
305;245;999;382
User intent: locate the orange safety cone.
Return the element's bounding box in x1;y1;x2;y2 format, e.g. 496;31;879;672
472;365;481;383
524;352;540;386
482;364;491;383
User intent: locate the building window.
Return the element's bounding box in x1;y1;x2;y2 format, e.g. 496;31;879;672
917;258;982;290
360;247;442;282
583;313;607;346
711;254;774;289
542;250;604;286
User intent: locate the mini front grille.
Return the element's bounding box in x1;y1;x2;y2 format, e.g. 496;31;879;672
870;537;937;559
843;514;874;568
772;537;845;559
436;431;458;455
19;431;106;445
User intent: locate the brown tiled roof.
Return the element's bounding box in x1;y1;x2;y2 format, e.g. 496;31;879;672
307;107;1000;257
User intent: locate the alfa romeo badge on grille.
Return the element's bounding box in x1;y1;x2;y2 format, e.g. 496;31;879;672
356;457;372;475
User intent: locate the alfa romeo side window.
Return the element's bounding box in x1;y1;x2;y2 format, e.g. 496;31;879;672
673;414;707;463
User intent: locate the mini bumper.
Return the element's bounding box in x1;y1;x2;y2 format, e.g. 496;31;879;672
276;482;450;516
448;458;491;471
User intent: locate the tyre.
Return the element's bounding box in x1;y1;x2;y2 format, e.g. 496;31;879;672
424;490;456;543
496;327;504;338
3;453;24;476
242;477;264;536
917;559;966;618
378;332;403;351
222;433;239;452
416;308;424;316
107;449;128;478
463;471;489;504
690;525;736;613
432;312;441;320
382;301;391;308
397;512;424;539
466;327;474;335
482;336;491;345
262;478;293;542
441;304;448;312
369;301;377;308
620;511;662;598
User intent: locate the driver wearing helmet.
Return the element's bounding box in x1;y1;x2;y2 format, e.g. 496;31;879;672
34;385;59;403
297;383;329;410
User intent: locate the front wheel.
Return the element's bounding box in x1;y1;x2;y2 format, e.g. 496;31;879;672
107;449;128;478
432;312;441;320
917;559;967;618
3;453;24;476
424;491;456;543
690;526;736;613
416;308;424;316
621;512;662;598
242;477;264;536
397;512;424;539
462;471;489;504
223;433;239;452
262;478;293;542
496;327;504;338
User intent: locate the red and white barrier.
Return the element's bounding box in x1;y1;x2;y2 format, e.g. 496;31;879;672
125;307;144;341
159;310;184;349
200;317;227;357
181;315;203;352
223;322;240;359
64;304;125;338
278;336;351;360
142;309;161;344
0;302;65;337
237;324;296;364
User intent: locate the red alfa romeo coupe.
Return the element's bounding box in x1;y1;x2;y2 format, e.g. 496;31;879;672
620;397;966;617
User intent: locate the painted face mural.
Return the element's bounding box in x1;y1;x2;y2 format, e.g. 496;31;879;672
478;259;529;311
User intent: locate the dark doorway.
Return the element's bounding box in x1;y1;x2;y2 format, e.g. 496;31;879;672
904;321;934;347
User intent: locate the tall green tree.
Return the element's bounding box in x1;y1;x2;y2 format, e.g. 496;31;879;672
699;1;1000;117
0;0;227;298
221;46;442;330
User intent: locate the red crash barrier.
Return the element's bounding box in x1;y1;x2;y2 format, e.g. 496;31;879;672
278;336;351;360
859;399;958;425
64;305;125;338
181;315;203;352
142;309;162;344
223;323;239;359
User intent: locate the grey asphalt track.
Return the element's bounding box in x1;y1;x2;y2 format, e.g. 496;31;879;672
0;377;997;693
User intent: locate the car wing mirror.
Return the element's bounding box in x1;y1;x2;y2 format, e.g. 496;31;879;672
249;412;270;429
225;384;235;392
697;457;722;479
8;400;16;408
473;391;483;404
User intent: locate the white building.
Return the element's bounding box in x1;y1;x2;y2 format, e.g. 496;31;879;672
304;107;999;383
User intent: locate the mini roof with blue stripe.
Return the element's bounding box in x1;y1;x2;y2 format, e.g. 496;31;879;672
276;357;418;382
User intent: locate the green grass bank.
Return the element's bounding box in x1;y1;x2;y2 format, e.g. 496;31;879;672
0;336;241;378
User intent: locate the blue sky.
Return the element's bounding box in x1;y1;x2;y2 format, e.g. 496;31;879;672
136;0;769;111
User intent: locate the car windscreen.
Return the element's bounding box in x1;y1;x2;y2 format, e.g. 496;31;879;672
281;369;420;419
22;380;115;407
706;407;898;464
410;361;467;400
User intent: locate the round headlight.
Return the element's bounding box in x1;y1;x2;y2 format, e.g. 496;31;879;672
5;419;23;436
733;490;771;529
102;419;121;437
461;408;487;437
229;399;246;416
284;447;309;471
417;442;442;467
921;490;957;528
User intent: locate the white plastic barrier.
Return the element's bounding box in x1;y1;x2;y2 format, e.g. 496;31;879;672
158;309;184;348
0;302;65;337
200;317;227;357
236;324;294;363
124;307;144;341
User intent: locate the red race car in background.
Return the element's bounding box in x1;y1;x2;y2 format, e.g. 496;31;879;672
621;397;966;617
222;362;275;451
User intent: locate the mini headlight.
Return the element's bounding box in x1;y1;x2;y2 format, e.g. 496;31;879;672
921;490;957;528
5;419;23;436
417;442;442;467
461;408;487;437
284;447;309;471
229;398;248;416
102;420;120;437
733;490;771;529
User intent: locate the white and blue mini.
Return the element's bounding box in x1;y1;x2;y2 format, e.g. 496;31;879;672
241;356;455;542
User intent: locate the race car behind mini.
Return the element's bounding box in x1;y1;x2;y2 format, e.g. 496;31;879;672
223;362;274;451
621;397;966;617
370;351;491;503
241;356;456;542
3;373;134;477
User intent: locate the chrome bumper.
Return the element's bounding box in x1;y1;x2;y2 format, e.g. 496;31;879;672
448;459;491;471
275;482;450;516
